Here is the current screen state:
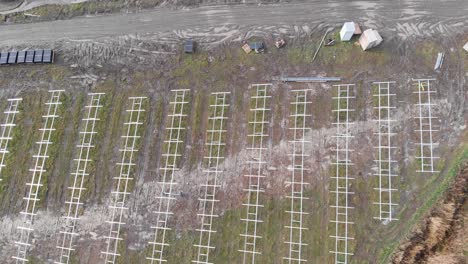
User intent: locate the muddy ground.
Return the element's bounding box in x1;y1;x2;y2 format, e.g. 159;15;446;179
0;18;466;264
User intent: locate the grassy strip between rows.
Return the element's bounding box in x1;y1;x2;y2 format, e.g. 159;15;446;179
378;142;468;263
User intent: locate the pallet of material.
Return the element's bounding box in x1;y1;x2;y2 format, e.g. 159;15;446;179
0;49;54;66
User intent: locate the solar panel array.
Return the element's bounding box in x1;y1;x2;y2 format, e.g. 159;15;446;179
0;49;54;65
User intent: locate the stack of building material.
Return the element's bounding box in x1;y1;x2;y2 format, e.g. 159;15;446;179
340;22;362;41
434;52;445;70
242;43;252;54
184;39;194;53
250;42;265;53
359;29;383;51
275;38;286;48
0;49;54;65
340;22;355;41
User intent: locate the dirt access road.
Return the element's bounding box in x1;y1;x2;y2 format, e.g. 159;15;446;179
0;0;467;47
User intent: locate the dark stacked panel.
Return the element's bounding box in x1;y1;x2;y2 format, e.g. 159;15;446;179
0;49;54;66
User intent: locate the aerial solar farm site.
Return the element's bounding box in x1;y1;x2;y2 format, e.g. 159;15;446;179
0;0;466;263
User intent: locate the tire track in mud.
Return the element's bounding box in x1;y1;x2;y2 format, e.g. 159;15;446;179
0;0;467;47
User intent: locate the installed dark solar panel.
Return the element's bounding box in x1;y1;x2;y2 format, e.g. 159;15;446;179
34;49;43;63
17;51;26;63
42;49;53;63
25;50;35;63
8;52;17;64
0;53;8;65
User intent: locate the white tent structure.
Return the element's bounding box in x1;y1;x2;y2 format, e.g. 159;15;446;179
464;42;468;52
359;29;383;51
340;22;356;41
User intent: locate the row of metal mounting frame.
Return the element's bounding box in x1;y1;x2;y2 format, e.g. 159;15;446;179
1;78;438;264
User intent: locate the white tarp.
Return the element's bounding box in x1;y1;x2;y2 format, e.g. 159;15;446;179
359;29;383;51
340;22;355;41
464;42;468;52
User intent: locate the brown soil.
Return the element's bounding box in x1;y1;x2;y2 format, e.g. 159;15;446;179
392;164;468;264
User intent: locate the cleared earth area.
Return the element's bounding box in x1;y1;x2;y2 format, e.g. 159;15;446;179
0;1;466;263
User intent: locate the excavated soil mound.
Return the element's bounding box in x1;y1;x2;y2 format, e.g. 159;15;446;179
392;164;468;264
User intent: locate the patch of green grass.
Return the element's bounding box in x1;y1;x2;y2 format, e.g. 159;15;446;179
1;0;150;25
111;97;148;197
188;90;206;169
310;31;390;76
99;92;124;201
27;256;44;264
82;91;112;202
38;93;69;207
46;65;71;82
286;43;316;65
0;100;25;204
414;42;442;69
0;92;44;213
141;192;331;263
48;92;84;205
173;54;210;89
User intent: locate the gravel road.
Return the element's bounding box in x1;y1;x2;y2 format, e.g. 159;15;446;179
0;0;467;47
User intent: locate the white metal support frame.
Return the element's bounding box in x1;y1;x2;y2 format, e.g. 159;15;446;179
55;93;104;264
413;78;439;173
239;83;272;264
0;98;22;182
14;90;64;264
148;89;190;264
102;97;146;264
372;82;398;222
284;89;312;263
193;92;230;264
329;84;355;264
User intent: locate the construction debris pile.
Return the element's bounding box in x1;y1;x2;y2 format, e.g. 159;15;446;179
340;22;361;41
339;22;383;51
242;41;265;54
359;29;383;51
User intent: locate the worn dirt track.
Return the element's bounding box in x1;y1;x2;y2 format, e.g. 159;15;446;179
0;0;467;46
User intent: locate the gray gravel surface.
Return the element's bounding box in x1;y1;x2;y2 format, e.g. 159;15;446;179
0;0;467;46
